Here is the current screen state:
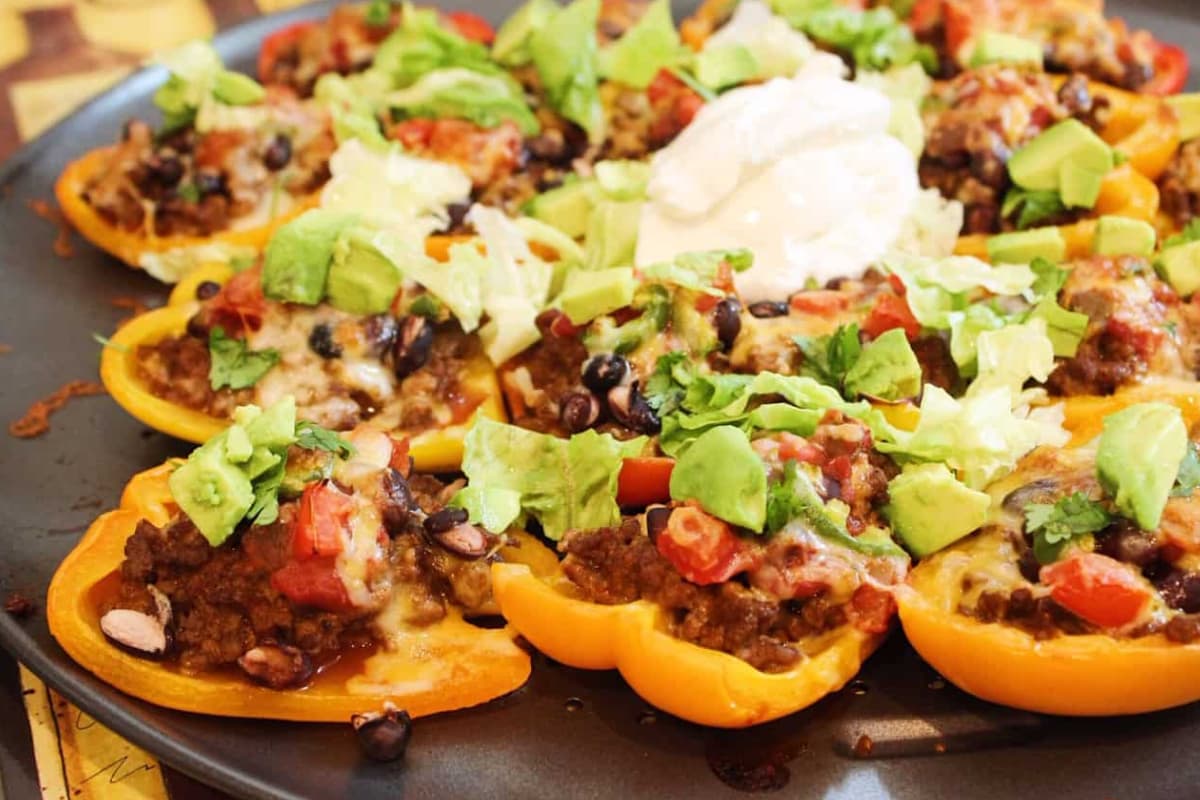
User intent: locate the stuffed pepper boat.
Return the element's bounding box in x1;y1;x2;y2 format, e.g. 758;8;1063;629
48;397;556;721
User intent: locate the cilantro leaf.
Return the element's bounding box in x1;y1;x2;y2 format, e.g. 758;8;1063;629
409;294;442;318
794;323;862;390
246;457;286;526
176;182;201;204
294;420;357;459
365;0;392;26
1029;257;1069;298
1025;492;1113;564
1002;187;1066;230
1165;219;1200;249
643;351;695;416
1172;441;1200;497
208;327;280;390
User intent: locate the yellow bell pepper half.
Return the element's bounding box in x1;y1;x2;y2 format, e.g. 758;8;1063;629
48;464;553;722
491;563;885;728
100;263;506;473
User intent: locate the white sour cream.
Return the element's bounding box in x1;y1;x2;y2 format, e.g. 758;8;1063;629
635;54;921;303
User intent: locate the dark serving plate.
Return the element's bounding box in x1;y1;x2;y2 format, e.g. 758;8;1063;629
4;1;1200;797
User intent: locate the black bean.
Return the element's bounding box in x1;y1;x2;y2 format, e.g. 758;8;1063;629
147;154;183;187
308;323;343;359
1096;525;1160;568
194;169;226;197
185;313;209;340
645;507;672;540
380;469;414;536
1156;570;1200;614
424;507;469;536
353;706;413;762
748;301;788;319
608;383;661;435
237;644;313;689
560;391;601;433
432;523;490;558
714;297;742;350
1017;547;1041;583
582;353;629;394
362;314;399;358
444;201;471;232
263;133;293;171
525;129;570;164
195;280;221;301
392;316;434;379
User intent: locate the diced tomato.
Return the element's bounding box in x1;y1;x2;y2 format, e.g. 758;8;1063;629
257;20;319;84
777;433;826;466
544;310;585;338
206;267;266;335
788;290;852;316
389;118;437;149
647;68;684;105
942;0;976;59
388;436;411;477
906;0;942;32
848;584;896;634
862;293;922;341
647;69;704;144
292;482;353;561
823;455;853;483
617;457;675;507
271;557;353;612
1040;553;1153;629
1144;41;1189;96
656;506;754;585
445;10;495;44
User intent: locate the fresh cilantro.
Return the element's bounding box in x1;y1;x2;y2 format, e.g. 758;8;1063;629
1029;257;1069;298
794;324;862;390
208;326;280;390
643;351;695;416
1165;219;1200;249
176;182;201;204
365;0;392;26
1165;320;1180;339
1001;187;1066;230
1113;149;1129;166
246;457;285;526
295;420;357;459
1025;492;1113;564
91;332;129;353
1172;441;1200;497
410;294;442;319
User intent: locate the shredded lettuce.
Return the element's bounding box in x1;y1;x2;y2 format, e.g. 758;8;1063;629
638;248;753;293
697;0;814;89
883;253;1035;328
772;1;935;72
153;41;266;132
313;72;390;147
373;3;502;88
455;416;644;539
492;0;560;67
598;0;689;90
530;0;606;143
386;67;540;134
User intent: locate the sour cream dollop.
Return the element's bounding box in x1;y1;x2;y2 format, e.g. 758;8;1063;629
635;55;920;303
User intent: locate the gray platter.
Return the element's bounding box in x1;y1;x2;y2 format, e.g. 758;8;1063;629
3;1;1200;797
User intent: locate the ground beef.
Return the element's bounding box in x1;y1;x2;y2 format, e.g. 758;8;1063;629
502;327;590;436
562;520;847;673
261;5;397;97
1159;139;1200;228
912;335;960;393
136;334;250;418
110;517;371;674
395;326;479;430
808;411;897;532
969;587;1095;640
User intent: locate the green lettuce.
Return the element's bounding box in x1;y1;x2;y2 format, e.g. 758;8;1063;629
772;1;935;72
386;67;540;134
639;249;753;293
313;72;389;147
456;416;645;539
697;0;815;89
153;41;266;132
598;0;689;90
492;0;559;66
843;329;922;401
530;0;606;142
373;3;502;88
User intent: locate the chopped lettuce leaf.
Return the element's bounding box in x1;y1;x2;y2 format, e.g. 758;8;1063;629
1027;296;1089;358
492;0;559;67
775;2;935;72
893;189;964;258
456;416;644;539
695;44;760;91
698;0;814;89
386;67;540;134
844;328;922;401
153;40;266;132
768;461;907;555
794;324;862;389
313;72;390;147
972;318;1056;398
947;302;1005;374
639;248;753;293
598;0;689;90
883;253;1035;327
856;63;932;157
669;426;767;530
373;3;502;87
1002;187;1067;230
530;0;606;142
584;283;671;354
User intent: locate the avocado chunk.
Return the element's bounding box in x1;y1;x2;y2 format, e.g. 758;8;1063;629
1167;93;1200;142
1157;239;1200;298
844;328;922;402
240;395;298;450
584;199;642;270
1008;119;1114;192
262;209;357;305
987;227;1066;264
669;426;767;531
1094;215;1157;258
169;441;256;547
326;227;403;315
526;178;596;239
594;160;651;201
884;463;991;557
223;424;254;464
558;267;638;325
1097;402;1187;531
212;70;266;106
969;31;1043;67
1058;160;1104;209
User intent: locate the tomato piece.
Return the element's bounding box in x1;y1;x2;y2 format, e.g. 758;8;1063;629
292;482;353;561
777;433;826;466
788;290;851;316
656;506;752;585
257;20;319;84
863;293;922;341
546;310;585;338
271;557;353;612
1144;41;1189;96
445;10;495;44
906;0;942;31
1040;553;1153;629
389;436;411;477
205;268;266;335
823;455;853;483
942;0;976;60
617;457;675;507
389;118;436;149
848;584;896;634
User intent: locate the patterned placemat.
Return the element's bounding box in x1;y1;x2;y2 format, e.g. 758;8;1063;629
1;1;316;796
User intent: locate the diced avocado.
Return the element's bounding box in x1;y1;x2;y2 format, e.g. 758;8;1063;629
884;463;991;557
326;228;403;315
671;290;720;356
1094;215;1157;258
558;267;638;325
243;448;282;481
1167;93;1200;142
1058;160;1104;209
262;209;357;305
212;71;266;106
1157;239;1200;298
987;227;1066;264
526;178;595;239
669;426;766;531
969;31;1043;67
223;424;254;464
168;441;256;546
1097;402;1187;531
1008;120;1114;192
594;160;651;201
242;396;297;450
584;199;642;270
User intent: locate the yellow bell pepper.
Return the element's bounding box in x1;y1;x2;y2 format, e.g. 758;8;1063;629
100;263;506;472
1059;378;1200;447
491;562;884;728
48;464;553;722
